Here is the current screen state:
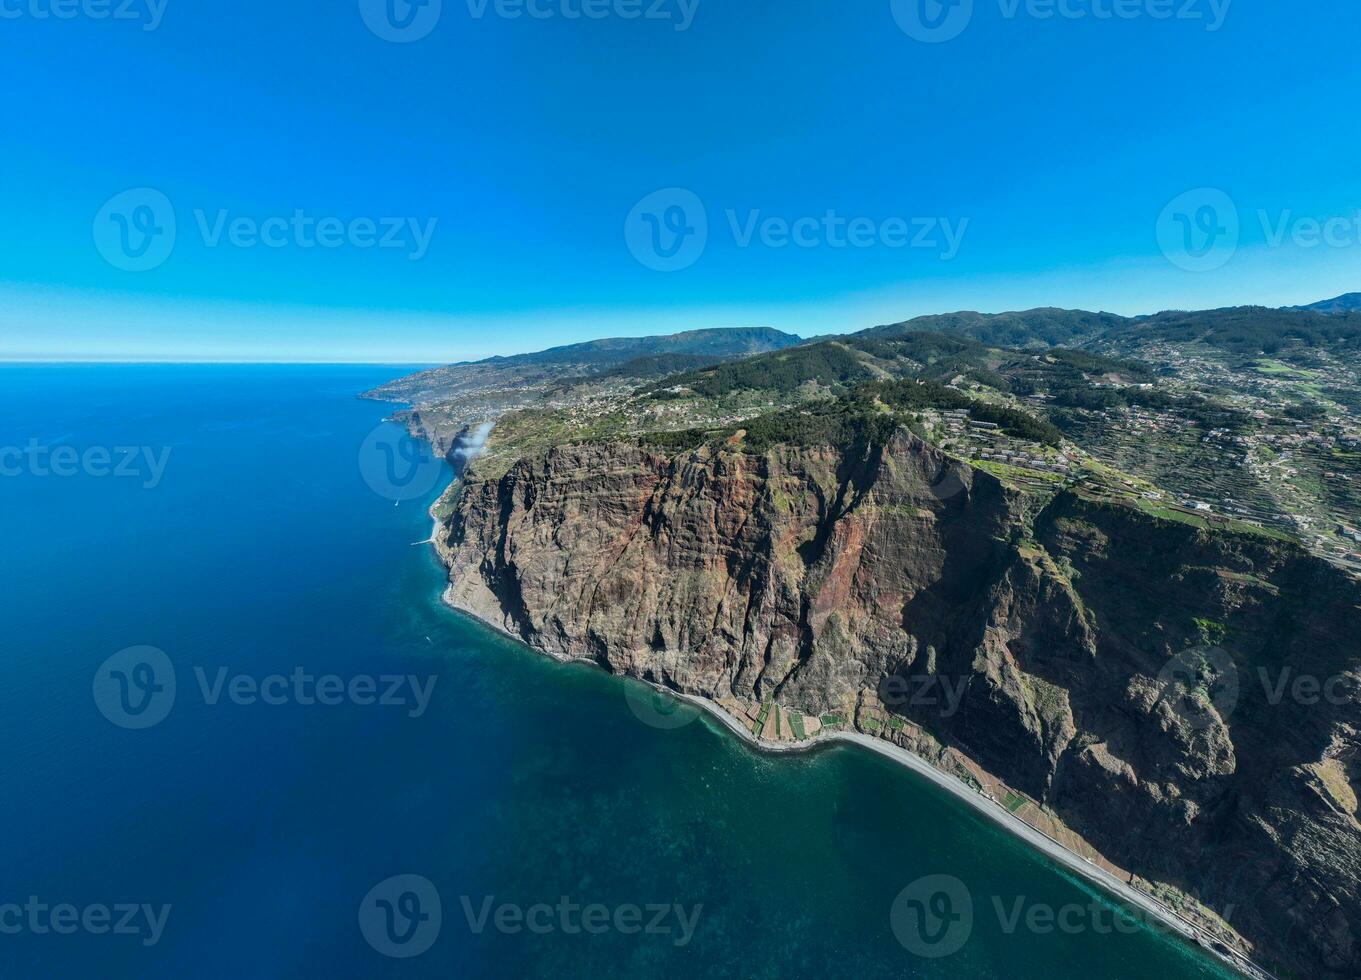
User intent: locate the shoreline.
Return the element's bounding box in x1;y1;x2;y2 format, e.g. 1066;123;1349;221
667;692;1265;976
422;488;1274;980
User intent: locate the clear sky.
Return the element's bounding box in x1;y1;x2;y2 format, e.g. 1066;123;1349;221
2;0;1358;362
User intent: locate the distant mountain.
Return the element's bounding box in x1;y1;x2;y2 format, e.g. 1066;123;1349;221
863;308;1131;349
366;327;801;403
478;326;803;368
1128;305;1361;354
1289;292;1361;315
858;305;1361;356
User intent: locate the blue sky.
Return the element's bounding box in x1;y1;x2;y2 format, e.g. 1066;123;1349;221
2;0;1359;361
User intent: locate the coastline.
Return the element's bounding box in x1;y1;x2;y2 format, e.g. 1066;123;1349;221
423;484;1274;980
668;692;1266;977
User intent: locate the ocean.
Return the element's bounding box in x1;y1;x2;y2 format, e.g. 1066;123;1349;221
0;364;1240;979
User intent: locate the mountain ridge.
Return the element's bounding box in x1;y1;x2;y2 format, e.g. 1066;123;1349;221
369;303;1361;409
364;326;801;404
863;305;1361;354
1291;292;1361;315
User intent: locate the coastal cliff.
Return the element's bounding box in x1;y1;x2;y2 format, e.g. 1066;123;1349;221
440;428;1361;979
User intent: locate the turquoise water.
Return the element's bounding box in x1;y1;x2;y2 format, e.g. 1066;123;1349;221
0;365;1240;979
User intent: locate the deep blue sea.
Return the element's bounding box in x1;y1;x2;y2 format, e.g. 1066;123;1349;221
0;365;1240;979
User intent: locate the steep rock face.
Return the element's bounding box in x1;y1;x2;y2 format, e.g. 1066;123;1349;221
443;430;1361;979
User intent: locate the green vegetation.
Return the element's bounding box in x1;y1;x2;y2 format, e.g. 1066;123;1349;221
636;370;1065;461
1143;307;1361;355
859;304;1361;358
852;331;995;380
865;308;1129;349
639;428;712;452
1223;519;1295;543
431;485;461;521
475;404;636;477
1120;495;1298;545
752;702;772;736
651;341;871;398
1128;497;1212;530
368;326;801;403
1254;358;1317;379
1044;348;1156;380
736;398;898;454
599;353;723;379
1284;401;1327;421
866;378;1064;445
971;459;1065;488
1324;386;1361;412
1193;617;1229;645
